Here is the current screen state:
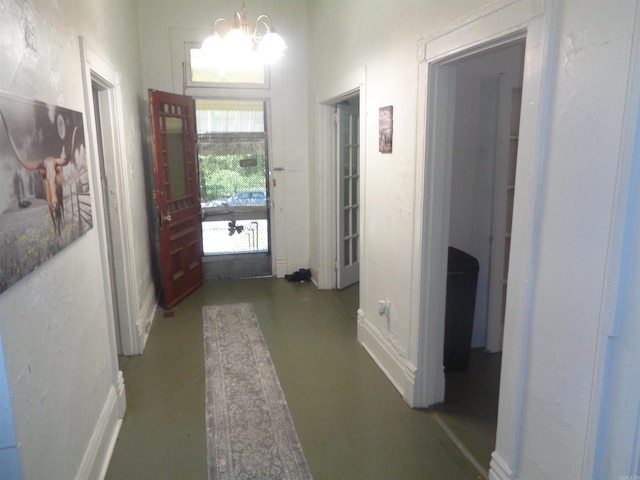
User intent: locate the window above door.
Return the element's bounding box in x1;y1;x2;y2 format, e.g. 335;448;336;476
186;42;270;89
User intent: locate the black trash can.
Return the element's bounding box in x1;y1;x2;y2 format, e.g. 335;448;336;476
443;247;479;372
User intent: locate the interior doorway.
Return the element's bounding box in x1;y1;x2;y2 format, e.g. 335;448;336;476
91;80;123;352
80;39;143;355
313;90;362;291
434;41;525;476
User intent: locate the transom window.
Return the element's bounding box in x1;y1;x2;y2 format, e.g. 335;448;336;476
186;43;269;89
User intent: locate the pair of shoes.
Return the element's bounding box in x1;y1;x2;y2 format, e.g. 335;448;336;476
285;268;312;282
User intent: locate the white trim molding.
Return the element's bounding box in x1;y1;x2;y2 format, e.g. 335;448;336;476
488;451;514;480
357;309;417;406
75;382;125;480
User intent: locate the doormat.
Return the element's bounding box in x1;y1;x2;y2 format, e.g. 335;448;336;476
203;303;313;480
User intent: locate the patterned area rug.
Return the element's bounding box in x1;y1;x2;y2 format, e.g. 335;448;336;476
203;303;313;480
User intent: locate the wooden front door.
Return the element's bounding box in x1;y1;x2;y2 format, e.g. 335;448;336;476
149;89;203;308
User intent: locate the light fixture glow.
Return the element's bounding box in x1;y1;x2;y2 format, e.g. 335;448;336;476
201;2;286;67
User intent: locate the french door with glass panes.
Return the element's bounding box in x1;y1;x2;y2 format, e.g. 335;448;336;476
197;99;271;279
336;101;359;289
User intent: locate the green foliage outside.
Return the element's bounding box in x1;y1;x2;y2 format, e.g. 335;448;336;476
199;153;267;202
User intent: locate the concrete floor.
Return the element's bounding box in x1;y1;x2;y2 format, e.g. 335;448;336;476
106;277;496;480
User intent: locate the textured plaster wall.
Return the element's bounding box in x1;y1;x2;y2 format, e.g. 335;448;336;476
517;2;638;478
0;0;150;478
135;0;310;276
307;0;639;479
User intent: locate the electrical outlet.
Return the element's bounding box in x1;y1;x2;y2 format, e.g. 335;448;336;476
377;300;391;318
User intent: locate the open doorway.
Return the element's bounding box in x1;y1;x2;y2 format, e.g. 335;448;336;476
197;99;272;280
430;41;525;476
80;39;144;355
411;6;556;479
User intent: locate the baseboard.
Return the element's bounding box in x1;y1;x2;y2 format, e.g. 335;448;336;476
137;286;158;352
275;257;288;278
357;310;416;406
489;451;514;480
75;379;126;480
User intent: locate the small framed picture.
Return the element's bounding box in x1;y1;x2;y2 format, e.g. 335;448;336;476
379;105;393;153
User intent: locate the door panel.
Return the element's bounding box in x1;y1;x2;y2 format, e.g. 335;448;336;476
486;75;522;352
149;89;203;308
337;102;360;289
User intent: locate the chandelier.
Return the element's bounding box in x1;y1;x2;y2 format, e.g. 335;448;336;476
201;2;287;65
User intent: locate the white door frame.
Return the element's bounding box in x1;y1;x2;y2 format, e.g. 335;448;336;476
315;86;364;290
79;38;144;356
411;2;559;479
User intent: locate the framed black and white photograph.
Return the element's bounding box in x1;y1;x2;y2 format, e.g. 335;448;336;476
379;105;393;153
0;91;91;293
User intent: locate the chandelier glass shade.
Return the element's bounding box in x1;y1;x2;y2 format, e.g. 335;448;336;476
201;3;286;67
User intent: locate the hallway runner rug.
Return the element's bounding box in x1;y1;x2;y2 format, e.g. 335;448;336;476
203;303;313;480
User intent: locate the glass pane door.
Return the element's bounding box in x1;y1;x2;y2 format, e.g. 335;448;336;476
337;101;359;289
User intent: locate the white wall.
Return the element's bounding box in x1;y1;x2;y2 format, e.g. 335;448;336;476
307;0;640;479
135;0;310;277
0;0;151;478
514;3;637;478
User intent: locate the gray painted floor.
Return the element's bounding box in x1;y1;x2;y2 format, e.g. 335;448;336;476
106;278;496;480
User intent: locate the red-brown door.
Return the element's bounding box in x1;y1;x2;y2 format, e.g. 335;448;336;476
149;89;203;308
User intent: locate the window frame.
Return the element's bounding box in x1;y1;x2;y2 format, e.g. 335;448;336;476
184;41;271;90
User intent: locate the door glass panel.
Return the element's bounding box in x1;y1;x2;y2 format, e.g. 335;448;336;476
344;209;350;236
351;180;358;206
343;148;350;176
352;208;358;234
352;237;358;263
352;147;359;175
344;178;350;204
351;117;359;144
166;116;187;199
344;239;350;265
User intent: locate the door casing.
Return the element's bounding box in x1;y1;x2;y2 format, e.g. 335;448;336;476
80;37;147;356
411;2;560;478
315;86;363;290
